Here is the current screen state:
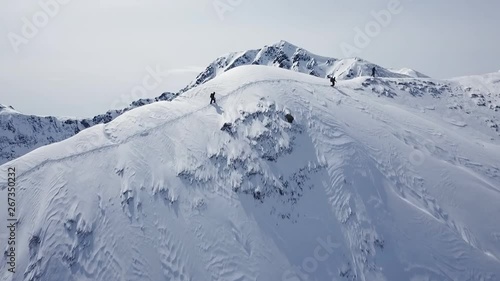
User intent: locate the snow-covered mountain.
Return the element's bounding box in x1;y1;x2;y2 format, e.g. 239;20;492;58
3;41;497;166
180;40;426;92
2;65;500;281
0;92;176;165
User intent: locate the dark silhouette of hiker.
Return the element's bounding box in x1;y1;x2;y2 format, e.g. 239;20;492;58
328;75;336;87
371;67;376;78
210;92;216;104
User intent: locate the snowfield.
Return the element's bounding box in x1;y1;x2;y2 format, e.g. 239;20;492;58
1;65;500;281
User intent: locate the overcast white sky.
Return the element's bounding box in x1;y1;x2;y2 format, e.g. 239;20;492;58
1;0;499;118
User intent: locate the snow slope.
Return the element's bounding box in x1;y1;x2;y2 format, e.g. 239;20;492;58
181;40;425;93
0;92;176;165
1;65;500;281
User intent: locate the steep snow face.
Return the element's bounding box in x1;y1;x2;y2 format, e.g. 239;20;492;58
0;92;177;165
181;40;420;92
2;66;500;281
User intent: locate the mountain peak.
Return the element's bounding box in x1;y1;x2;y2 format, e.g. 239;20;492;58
272;39;299;49
180;41;427;92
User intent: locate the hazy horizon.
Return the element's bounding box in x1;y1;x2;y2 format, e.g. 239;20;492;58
1;0;499;118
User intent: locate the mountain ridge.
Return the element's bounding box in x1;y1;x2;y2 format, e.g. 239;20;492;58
1;40;498;165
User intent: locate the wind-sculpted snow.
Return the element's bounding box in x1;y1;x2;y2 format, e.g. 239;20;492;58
1;66;500;281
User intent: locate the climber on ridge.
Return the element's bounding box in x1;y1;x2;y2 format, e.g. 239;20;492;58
210;92;216;104
327;75;336;87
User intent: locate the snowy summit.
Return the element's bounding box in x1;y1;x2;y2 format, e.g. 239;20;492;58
181;40;426;93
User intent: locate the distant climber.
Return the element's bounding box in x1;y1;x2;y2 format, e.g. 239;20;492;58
371;67;377;78
327;75;336;87
210;92;216;104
